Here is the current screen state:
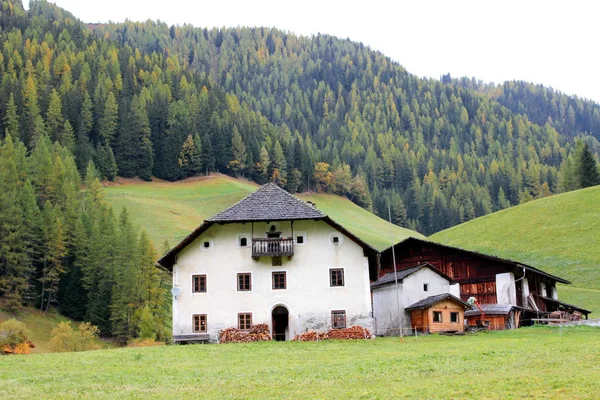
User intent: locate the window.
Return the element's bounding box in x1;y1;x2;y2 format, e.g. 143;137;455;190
423;283;429;292
203;241;210;248
295;231;306;245
238;313;252;330
296;235;304;244
272;271;286;289
331;310;346;329
237;273;251;291
192;275;206;293
433;311;442;323
330;269;344;287
239;237;248;247
329;233;343;246
450;312;459;323
332;236;340;244
193;314;207;333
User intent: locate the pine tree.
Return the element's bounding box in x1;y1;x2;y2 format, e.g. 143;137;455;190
4;93;20;140
579;143;600;188
99;92;118;146
228;126;247;176
46;89;64;142
178;134;202;177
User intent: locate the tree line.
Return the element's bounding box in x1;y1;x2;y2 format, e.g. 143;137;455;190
0;0;599;239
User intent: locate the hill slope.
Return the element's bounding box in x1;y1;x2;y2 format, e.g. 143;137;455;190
430;186;600;312
103;174;423;251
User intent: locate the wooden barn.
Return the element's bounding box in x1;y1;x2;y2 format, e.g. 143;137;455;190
464;304;518;331
405;293;469;333
377;238;590;328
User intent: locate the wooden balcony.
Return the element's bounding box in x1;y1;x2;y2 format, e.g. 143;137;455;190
252;238;294;257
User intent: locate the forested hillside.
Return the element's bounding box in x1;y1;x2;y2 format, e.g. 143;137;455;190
1;0;599;239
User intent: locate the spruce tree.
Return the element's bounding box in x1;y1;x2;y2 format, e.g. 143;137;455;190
579;144;600;188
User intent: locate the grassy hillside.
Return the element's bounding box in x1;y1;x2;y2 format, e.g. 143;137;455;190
431;186;600;313
103;174;423;251
1;327;599;399
0;307;114;354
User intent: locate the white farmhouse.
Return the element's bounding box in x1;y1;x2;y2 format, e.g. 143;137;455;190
158;183;377;342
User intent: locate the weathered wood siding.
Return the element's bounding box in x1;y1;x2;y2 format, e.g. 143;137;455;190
410;300;465;333
466;315;507;331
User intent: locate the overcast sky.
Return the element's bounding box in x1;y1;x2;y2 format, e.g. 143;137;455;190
47;0;600;102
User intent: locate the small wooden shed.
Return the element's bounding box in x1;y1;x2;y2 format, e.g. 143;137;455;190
464;304;518;330
405;293;469;333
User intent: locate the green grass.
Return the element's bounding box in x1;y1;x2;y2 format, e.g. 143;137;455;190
0;307;114;354
1;327;599;399
103;174;423;251
430;185;600;313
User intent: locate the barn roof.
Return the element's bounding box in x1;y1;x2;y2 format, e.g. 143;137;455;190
405;293;470;311
384;237;571;284
207;183;325;222
464;304;514;317
370;263;453;289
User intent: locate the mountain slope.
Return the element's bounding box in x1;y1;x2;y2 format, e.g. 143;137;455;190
430;185;600;312
103;174;423;251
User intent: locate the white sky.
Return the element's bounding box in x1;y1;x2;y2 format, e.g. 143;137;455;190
47;0;600;102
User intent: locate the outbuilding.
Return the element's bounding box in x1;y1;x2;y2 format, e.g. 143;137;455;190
405;293;469;333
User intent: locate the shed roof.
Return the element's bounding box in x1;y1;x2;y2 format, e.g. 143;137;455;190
207;182;325;222
370;263;453;289
405;293;469;311
464;304;514;317
535;295;592;315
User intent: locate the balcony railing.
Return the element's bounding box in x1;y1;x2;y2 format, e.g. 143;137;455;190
252;238;294;257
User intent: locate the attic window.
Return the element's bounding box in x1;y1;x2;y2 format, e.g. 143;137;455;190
423;284;429;292
296;236;304;244
332;236;340;244
239;237;248;247
295;231;306;245
203;241;210;248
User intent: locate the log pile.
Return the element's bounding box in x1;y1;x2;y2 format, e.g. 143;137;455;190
219;324;272;343
293;326;372;341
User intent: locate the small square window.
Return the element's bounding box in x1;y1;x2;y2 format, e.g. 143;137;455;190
237;273;251;291
450;312;459;323
193;314;207;333
332;236;339;244
272;271;286;290
433;311;442;323
192;275;206;293
423;283;429;292
296;235;304;244
238;313;252;330
203;241;210;248
330;269;344;287
240;237;248;247
331;310;346;329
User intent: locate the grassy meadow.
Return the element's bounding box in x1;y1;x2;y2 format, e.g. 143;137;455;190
103;174;423;251
431;185;600;313
1;326;599;399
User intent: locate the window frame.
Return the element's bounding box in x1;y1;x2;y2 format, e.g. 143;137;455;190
423;283;429;292
329;268;345;287
237;273;252;291
192;274;207;293
331;310;347;329
450;312;459;323
433;311;443;323
272;271;287;290
192;314;207;333
238;313;252;330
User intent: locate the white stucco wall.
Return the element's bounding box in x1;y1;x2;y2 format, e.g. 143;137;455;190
372;268;453;336
496;272;517;305
172;220;373;341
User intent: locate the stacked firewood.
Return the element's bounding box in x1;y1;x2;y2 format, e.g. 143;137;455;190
293;325;372;341
219;324;272;343
293;331;329;341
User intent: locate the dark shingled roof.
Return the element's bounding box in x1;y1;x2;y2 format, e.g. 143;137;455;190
207;183;325;222
405;293;469;311
370;263;453;289
464;304;514;317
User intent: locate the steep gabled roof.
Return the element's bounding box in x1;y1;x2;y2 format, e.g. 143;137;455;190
370;263;453;289
384;237;571;284
207;183;325;222
157;183;377;271
405;293;470;311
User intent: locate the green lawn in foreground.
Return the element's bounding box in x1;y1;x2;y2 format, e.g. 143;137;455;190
430;185;600;313
104;174;423;251
1;327;598;399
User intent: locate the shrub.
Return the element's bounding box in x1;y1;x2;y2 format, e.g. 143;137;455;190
50;321;100;352
127;338;165;348
0;319;30;354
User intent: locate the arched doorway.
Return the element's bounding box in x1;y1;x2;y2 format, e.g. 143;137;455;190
272;306;289;341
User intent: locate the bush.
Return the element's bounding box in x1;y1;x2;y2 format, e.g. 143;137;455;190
50;321;100;352
0;319;30;353
127;338;165;348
